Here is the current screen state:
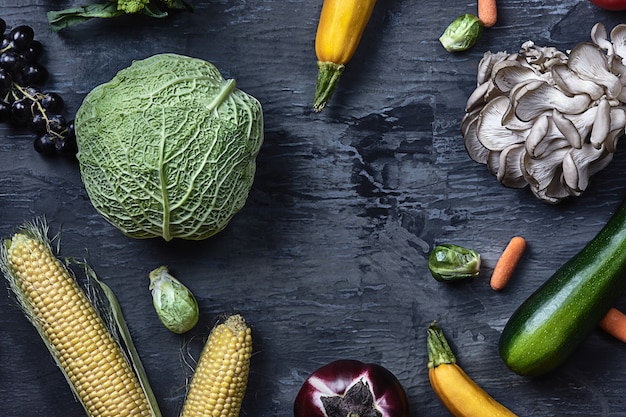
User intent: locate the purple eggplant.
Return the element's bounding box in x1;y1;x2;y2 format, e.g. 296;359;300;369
294;360;409;417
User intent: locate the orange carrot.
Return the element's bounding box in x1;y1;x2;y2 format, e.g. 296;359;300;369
490;236;526;291
478;0;497;28
600;307;626;343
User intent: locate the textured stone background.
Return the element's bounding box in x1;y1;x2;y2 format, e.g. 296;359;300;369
2;1;626;416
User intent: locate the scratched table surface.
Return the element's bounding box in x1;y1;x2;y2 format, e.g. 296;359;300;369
2;1;626;416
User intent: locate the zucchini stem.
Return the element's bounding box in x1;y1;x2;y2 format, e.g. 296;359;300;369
314;61;345;112
427;322;457;368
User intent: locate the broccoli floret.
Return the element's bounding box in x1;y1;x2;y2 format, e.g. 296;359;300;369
114;0;150;14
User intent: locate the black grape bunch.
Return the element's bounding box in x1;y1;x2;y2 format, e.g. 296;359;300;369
0;18;77;158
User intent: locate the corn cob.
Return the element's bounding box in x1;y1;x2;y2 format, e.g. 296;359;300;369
0;220;158;417
180;314;252;417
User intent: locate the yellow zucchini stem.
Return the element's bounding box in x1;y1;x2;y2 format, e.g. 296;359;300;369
314;61;345;112
427;321;457;368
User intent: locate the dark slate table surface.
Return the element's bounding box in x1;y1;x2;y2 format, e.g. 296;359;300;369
3;1;626;416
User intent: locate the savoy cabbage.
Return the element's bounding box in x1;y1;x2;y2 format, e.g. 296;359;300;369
75;54;264;241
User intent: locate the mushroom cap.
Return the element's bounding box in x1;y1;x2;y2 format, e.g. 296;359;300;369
462;113;490;164
568;42;622;99
512;81;592;122
496;143;527;188
493;60;545;93
476;51;512;84
476;96;527;151
609;24;626;62
551;64;604;100
522;147;571;203
591;23;613;54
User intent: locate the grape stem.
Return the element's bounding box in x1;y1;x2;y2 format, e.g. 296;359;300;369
12;83;67;140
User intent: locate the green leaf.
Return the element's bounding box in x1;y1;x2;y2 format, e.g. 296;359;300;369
47;3;124;31
84;265;163;417
141;1;169;18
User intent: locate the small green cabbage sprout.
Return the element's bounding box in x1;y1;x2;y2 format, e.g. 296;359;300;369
428;244;481;281
439;14;484;52
149;266;199;334
75;54;264;241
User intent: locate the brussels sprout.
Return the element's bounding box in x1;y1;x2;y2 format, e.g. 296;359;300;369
439;14;483;52
149;266;199;334
75;53;264;241
428;244;481;281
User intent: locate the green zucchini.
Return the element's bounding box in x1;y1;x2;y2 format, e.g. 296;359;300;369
499;199;626;377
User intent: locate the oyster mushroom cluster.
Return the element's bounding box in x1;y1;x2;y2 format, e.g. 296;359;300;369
461;23;626;203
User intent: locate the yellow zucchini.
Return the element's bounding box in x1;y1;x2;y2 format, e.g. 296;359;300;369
427;322;517;417
313;0;376;112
